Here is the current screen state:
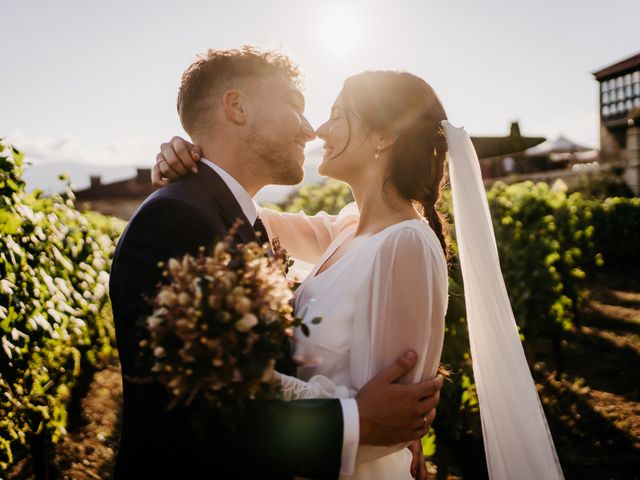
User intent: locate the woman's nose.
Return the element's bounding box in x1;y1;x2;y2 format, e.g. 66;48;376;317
315;121;329;140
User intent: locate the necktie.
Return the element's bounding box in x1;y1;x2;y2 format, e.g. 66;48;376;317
253;216;274;257
252;216;270;244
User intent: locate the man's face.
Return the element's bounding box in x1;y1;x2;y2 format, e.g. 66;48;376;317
246;75;315;185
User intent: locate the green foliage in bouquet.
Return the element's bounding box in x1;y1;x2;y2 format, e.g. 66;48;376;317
0;139;125;475
141;224;304;423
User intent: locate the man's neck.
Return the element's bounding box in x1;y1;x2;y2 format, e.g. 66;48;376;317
199;158;260;225
199;140;265;197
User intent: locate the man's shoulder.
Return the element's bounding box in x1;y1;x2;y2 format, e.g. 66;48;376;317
132;177;214;222
143;176;204;209
114;179;224;252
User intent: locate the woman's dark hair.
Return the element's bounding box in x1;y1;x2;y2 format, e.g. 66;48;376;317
341;71;450;261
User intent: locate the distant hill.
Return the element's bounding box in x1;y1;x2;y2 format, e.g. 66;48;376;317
23;161;138;194
21;145;327;204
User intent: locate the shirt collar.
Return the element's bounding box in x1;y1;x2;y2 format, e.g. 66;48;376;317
199;158;260;225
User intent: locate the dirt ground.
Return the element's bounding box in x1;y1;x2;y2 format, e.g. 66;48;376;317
53;365;123;480
531;273;640;480
10;273;639;479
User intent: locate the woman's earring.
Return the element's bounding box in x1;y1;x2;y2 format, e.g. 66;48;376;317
374;145;381;161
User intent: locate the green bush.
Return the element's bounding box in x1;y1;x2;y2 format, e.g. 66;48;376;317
271;179;354;215
567;167;635;199
0;139;124;475
588;196;640;274
486;181;597;339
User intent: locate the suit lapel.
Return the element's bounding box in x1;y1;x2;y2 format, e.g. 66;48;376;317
191;161;256;245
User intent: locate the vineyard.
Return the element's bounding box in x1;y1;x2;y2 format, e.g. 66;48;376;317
0;140;125;478
1;139;639;478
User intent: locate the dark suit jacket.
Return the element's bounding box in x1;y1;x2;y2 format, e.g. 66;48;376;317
109;163;343;479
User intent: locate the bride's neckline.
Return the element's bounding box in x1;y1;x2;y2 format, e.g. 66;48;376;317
311;218;427;280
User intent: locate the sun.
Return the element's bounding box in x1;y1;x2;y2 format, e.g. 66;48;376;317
318;4;361;57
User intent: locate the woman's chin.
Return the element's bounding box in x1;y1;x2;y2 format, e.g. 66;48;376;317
319;156;346;180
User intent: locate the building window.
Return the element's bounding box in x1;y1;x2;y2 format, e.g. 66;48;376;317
625;99;632;111
603;105;610;116
626;85;633;97
634;83;640;96
617;76;624;88
625;73;632;85
601;82;608;93
611;103;617;114
633;71;640;83
609;79;616;90
634;97;640;109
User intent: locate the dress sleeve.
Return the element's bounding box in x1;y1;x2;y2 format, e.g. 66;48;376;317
259;203;359;264
351;224;448;387
350;225;449;463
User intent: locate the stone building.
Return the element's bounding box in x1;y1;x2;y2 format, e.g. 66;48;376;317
471;122;546;178
593;51;640;193
74;168;157;220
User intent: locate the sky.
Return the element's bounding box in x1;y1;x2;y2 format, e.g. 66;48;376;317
2;0;640;171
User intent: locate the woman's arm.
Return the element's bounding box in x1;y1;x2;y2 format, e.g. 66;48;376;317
350;225;449;463
351;225;448;388
260;204;358;264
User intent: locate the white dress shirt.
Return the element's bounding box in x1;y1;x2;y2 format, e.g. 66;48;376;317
199;158;360;476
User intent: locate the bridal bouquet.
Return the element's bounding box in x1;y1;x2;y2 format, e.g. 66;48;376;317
140;221;302;415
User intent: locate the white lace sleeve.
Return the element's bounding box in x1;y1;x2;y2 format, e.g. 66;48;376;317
274;371;356;401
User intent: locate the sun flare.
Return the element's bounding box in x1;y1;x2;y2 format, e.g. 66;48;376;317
319;4;361;56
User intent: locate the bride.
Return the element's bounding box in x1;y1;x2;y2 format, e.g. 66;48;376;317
154;70;564;480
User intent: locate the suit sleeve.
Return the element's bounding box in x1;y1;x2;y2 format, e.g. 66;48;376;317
111;197;344;479
240;398;344;479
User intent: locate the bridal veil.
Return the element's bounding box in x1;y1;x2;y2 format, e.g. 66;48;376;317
443;120;564;480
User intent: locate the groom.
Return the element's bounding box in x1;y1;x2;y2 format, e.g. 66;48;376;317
110;46;442;479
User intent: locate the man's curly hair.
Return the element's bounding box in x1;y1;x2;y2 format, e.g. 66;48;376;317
177;46;302;138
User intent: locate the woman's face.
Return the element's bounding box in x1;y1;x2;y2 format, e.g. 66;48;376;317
315;91;375;181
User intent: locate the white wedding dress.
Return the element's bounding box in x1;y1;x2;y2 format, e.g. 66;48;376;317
261;204;449;479
258;123;564;480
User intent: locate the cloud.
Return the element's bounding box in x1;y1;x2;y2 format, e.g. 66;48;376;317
5;130;159;167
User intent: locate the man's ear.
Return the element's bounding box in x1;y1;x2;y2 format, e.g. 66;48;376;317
221;89;249;125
